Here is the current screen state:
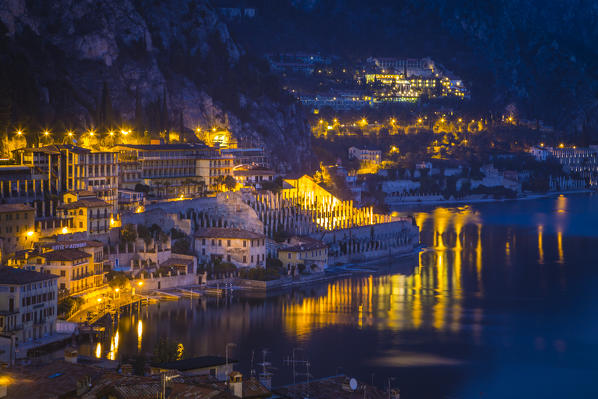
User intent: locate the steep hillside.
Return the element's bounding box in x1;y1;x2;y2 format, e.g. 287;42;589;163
0;0;313;172
233;0;598;139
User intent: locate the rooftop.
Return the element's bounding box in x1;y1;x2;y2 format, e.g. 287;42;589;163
281;238;328;253
59;198;110;209
0;267;58;285
115;143;209;151
273;375;390;399
195;228;265;240
0;203;35;213
41;248;91;262
40;240;103;250
233;168;275;177
151;355;237;371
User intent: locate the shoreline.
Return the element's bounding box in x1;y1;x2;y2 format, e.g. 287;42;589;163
387;189;594;208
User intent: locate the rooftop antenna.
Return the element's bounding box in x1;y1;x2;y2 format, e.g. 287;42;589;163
250;350;256;377
257;349;273;390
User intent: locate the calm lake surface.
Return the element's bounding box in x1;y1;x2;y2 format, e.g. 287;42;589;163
83;193;598;398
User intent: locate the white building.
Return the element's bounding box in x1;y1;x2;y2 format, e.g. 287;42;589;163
348;147;382;164
529;146;551;161
194;228;266;268
0;267;58;357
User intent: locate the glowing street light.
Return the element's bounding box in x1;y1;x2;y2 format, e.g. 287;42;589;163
43;130;50;136
61;226;68;234
16;129;22;136
67;130;74;137
138;281;143;287
88;129;95;136
27;230;34;237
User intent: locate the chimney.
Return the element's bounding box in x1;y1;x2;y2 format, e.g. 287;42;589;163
228;371;243;398
64;347;78;364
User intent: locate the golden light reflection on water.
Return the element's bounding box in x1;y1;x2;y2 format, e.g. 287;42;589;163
538;225;544;264
137;319;143;352
557;230;564;264
283;206;483;339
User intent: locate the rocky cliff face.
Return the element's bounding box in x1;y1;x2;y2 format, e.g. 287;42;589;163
0;0;313;172
240;0;598;139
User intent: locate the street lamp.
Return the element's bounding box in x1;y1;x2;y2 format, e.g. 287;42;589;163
225;343;236;369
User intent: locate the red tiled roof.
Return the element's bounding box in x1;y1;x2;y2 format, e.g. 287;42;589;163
194;228;265;240
0;203;34;213
59;198;109;209
41;248;91;262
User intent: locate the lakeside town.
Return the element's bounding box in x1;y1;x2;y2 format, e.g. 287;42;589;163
0;31;597;395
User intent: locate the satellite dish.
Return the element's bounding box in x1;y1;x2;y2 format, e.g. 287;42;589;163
349;378;358;391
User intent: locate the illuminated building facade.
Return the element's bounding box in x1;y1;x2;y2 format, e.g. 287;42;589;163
278;237;328;274
348;146;382;164
14;145;119;213
0;267;58;348
58;192;113;236
221;148;268;167
194;227;266;268
25;248;95;295
0;204;36;263
115;143;221;196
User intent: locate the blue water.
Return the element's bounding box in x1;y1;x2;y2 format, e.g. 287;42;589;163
90;193;598;398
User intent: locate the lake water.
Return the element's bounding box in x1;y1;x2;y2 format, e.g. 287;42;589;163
83;193;598;398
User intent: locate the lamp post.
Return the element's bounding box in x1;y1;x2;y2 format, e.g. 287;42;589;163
225;342;236;369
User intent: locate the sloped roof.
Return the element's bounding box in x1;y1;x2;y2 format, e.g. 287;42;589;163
194;228;265;240
0;267;58;285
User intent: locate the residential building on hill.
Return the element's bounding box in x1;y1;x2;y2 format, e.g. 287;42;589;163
0;204;36;265
58;191;114;236
0;267;58;350
14;145;119;212
278;236;328;274
348;146;382;164
194;228;266;268
24;248;95;295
